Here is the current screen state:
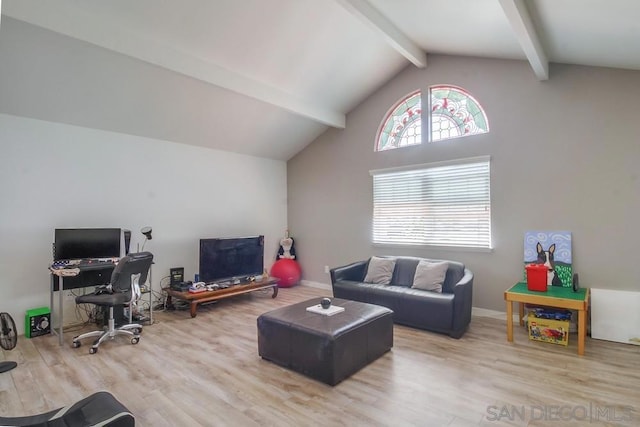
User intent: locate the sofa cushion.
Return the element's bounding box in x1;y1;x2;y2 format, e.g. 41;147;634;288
364;256;396;285
390;257;421;287
411;260;447;292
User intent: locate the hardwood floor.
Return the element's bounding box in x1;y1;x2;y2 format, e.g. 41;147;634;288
1;285;639;426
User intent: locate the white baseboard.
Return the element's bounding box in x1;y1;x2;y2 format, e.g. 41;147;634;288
300;280;331;290
472;307;518;322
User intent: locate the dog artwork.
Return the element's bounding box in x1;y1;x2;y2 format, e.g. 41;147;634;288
524;231;572;287
536;242;563;287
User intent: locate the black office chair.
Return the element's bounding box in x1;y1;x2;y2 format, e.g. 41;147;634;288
72;252;153;354
0;391;134;426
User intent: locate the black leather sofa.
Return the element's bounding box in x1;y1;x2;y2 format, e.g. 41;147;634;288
330;256;473;338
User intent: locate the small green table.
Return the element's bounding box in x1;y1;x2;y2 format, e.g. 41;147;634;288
504;282;590;355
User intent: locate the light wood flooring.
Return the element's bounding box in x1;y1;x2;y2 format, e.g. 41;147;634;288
1;285;639;426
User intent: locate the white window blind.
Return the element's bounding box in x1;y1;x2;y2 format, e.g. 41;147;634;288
371;157;491;249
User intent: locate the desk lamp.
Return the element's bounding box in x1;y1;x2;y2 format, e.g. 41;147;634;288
141;226;152;251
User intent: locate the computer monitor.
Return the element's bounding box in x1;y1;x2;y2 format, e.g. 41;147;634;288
54;228;122;261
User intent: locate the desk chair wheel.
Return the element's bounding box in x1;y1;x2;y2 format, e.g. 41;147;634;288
89;347;98;354
72;340;81;348
131;337;139;345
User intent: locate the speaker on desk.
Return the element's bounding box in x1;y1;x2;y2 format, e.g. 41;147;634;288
123;229;131;255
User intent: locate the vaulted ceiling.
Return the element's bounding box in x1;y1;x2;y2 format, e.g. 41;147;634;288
2;0;639;160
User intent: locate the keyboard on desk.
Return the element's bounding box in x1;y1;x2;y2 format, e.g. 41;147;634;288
64;258;117;270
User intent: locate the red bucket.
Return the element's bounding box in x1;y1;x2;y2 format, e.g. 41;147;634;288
526;264;547;291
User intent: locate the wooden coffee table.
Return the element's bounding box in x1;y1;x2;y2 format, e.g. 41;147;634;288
165;277;278;317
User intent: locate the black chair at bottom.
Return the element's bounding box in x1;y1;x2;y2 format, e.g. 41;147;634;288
0;391;134;426
73;252;153;354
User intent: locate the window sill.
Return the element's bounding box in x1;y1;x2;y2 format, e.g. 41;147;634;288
372;242;493;253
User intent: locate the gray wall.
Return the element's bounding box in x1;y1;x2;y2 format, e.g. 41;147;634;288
288;54;640;311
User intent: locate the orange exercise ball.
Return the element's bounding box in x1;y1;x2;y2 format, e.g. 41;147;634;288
270;259;301;288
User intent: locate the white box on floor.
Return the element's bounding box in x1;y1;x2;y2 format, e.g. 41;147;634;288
591;288;640;345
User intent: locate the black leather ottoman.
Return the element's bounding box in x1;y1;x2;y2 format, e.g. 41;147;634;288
257;297;393;385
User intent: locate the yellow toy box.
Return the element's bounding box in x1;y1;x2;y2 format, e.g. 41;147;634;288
527;312;569;346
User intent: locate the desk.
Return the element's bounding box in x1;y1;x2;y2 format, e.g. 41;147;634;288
165;277;278;318
50;264;114;346
504;282;590;355
50;262;154;346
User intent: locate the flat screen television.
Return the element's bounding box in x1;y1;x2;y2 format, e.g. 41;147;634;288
54;228;122;261
199;236;264;283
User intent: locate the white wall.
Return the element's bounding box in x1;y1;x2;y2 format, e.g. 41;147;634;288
0;114;287;334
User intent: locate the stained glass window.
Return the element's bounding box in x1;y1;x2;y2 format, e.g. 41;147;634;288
376;91;421;151
375;85;489;151
430;85;489;142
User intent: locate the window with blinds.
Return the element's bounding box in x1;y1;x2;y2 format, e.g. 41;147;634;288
371;157;491;249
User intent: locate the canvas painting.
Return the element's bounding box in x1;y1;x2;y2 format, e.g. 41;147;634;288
524;231;572;287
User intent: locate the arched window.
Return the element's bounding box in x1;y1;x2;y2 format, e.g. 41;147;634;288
376;90;421;151
375;85;489;151
430;85;489;141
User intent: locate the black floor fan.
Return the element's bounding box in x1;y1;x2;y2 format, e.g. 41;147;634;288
0;312;18;373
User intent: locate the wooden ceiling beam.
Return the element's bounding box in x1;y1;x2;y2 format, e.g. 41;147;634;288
335;0;427;68
498;0;549;80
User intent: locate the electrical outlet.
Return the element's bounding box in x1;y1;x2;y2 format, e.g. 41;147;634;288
324;265;330;274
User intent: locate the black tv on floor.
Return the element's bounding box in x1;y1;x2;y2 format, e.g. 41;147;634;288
199;236;264;284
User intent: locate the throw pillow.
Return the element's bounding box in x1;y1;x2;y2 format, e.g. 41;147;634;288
364;256;396;285
411;260;448;293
